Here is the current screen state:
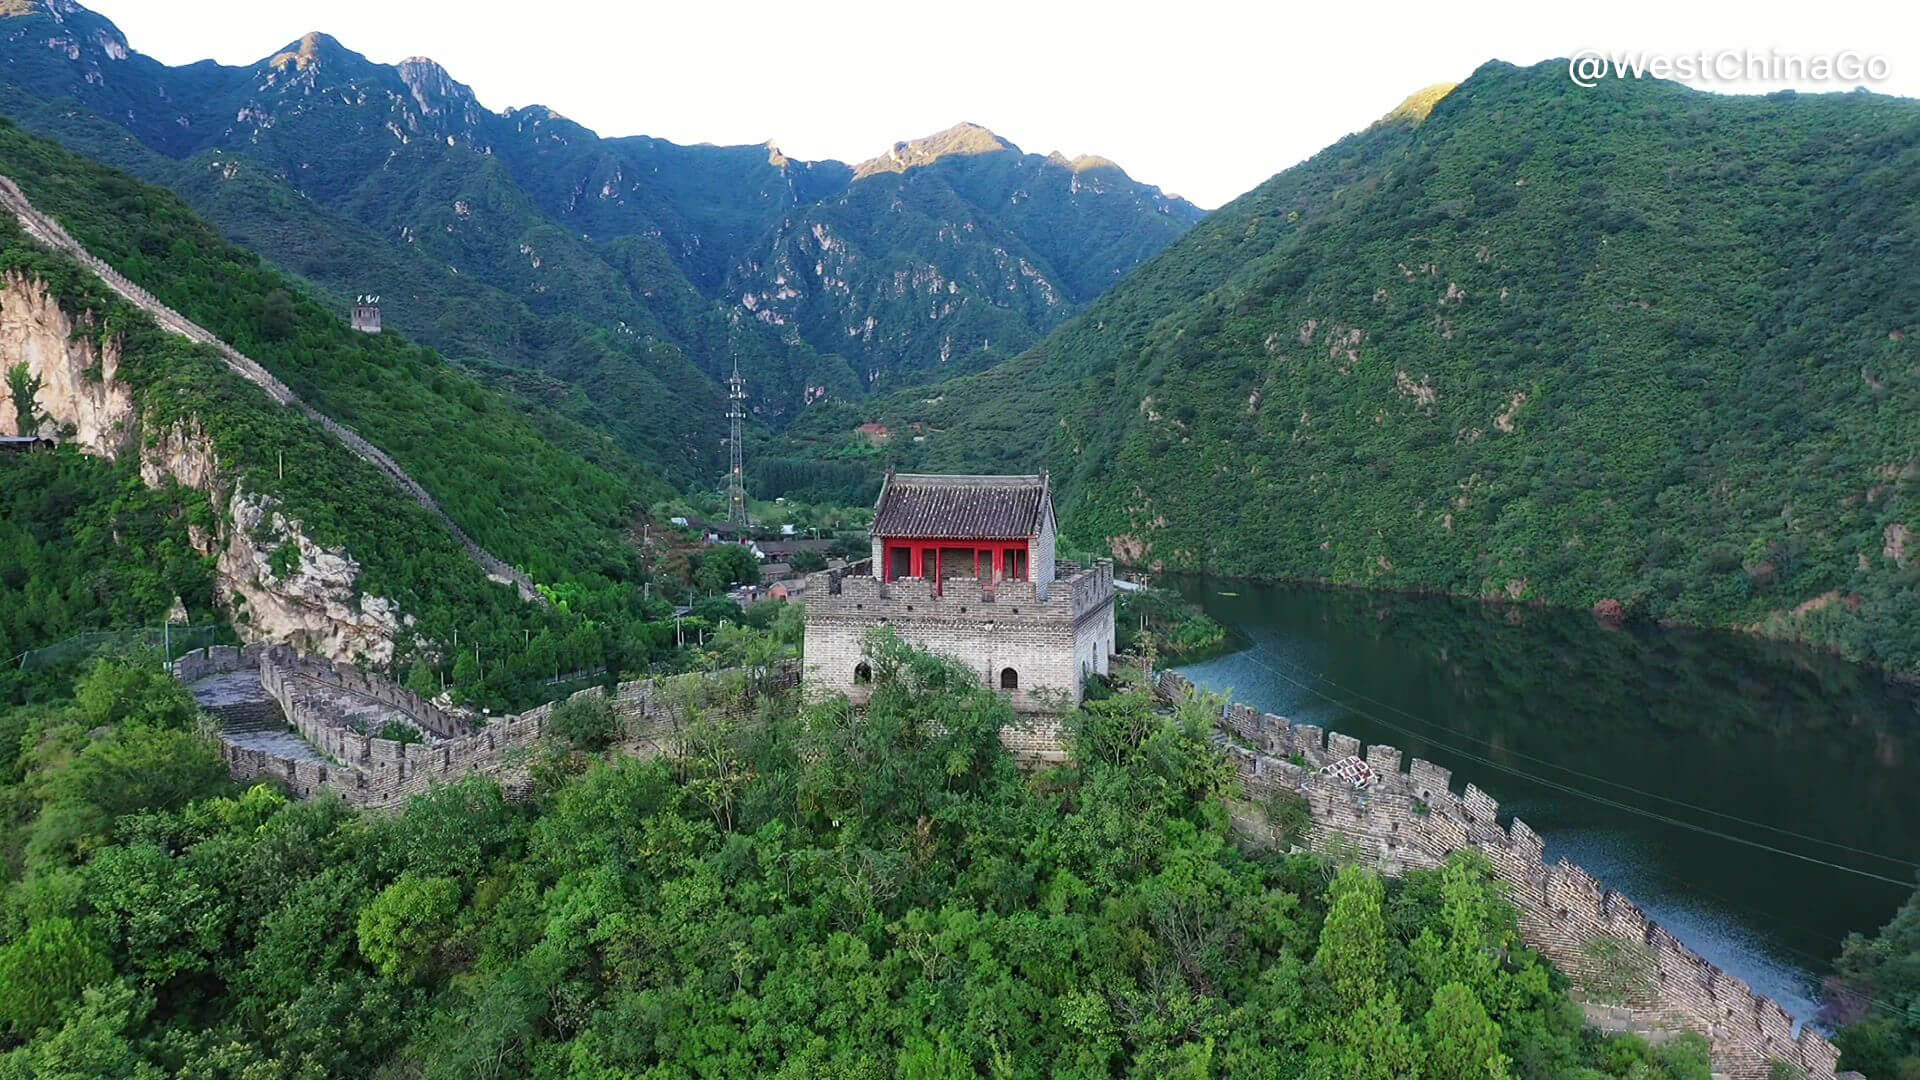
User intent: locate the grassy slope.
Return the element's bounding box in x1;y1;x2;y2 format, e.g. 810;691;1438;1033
0;119;663;576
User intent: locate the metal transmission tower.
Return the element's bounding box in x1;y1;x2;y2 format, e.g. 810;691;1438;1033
726;359;747;526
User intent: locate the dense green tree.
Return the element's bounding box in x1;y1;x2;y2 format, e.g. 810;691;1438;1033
403;658;438;699
694;544;760;594
0;983;162;1079
73;658;197;732
449;651;481;701
29;720;229;868
4;363;42;436
356;874;460;982
545;693;619;753
0;917;112;1037
0;642;1727;1077
1316;864;1390;1010
1827;880;1920;1076
1425;982;1512;1080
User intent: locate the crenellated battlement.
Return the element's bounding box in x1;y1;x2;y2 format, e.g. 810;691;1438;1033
803;559;1117;737
807;559;1114;625
175;645;797;810
1157;669;1842;1080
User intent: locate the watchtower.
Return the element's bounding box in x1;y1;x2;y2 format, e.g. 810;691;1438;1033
351;295;382;334
803;471;1116;754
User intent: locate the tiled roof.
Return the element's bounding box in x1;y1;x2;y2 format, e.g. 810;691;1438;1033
871;473;1049;539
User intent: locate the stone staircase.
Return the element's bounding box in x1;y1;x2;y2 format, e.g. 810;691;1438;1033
206;697;288;737
207;694;331;766
186;669;331;766
0;173;544;607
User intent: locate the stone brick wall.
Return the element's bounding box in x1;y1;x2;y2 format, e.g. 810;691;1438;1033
1034;502;1057;597
258;646;474;739
176;645;796;811
1158;670;1841;1080
802;560;1116;753
172;643;270;684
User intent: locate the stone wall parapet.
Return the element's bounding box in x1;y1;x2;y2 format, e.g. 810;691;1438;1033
1154;669;1840;1080
173;644;796;811
806;559;1115;625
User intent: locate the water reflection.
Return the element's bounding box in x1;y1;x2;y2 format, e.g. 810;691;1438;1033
1170;577;1920;1022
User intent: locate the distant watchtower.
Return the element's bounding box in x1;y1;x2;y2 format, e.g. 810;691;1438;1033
726;359;747;526
351;295;382;334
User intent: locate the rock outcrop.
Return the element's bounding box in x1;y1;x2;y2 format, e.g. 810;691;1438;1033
1;268;407;665
0;271;131;449
137;419;409;664
0;172;543;608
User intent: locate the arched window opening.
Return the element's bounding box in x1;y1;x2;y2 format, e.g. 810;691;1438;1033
854;661;872;685
1000;667;1019;690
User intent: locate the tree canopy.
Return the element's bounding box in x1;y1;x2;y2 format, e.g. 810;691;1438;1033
0;647;1715;1078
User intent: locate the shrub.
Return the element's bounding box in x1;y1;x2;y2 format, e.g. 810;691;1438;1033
547;693;619;752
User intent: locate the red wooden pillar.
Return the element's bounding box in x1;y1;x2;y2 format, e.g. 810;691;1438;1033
992;545;1005;581
910;545;924;579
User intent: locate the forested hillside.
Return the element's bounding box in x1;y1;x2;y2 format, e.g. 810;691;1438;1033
0;119;686;708
0;453;219;680
0;641;1718;1079
0;0;1201;471
793;62;1920;673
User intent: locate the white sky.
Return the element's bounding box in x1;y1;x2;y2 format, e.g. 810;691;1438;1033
89;0;1920;209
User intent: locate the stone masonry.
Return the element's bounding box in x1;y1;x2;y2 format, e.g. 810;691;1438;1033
175;645;796;810
803;559;1116;760
1156;670;1842;1080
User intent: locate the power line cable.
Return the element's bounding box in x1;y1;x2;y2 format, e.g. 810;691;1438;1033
1616;863;1920;1029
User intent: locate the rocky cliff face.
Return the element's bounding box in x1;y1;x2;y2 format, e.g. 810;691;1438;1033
140;419;410;665
0;270;131;448
2;271;408;663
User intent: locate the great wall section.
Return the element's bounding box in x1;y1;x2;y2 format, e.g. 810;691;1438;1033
176;644;795;809
0;174;544;606
166;635;1848;1079
1152;669;1845;1080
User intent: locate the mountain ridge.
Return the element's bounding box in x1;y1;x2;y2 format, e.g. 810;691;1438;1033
0;0;1203;467
777;60;1920;674
0;115;709;708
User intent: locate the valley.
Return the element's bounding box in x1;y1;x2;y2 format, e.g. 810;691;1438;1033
0;3;1201;484
0;2;1917;1077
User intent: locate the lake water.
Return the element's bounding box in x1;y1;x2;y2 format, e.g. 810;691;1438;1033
1169;577;1920;1024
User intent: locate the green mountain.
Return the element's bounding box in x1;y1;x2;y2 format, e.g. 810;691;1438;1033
0;117;678;707
786;62;1920;673
0;1;1201;480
